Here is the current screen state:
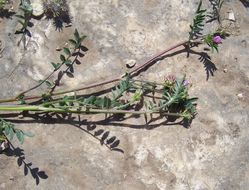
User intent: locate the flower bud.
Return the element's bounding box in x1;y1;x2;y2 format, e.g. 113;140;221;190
213;35;222;44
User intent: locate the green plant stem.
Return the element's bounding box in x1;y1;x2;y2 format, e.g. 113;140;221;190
129;40;189;76
15;46;78;99
16;71;55;98
48;47;81;95
0;105;183;117
0;40;189;104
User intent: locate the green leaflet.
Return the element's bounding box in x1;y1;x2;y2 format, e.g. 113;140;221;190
0;118;33;144
145;77;198;120
204;33;219;52
189;0;207;41
112;78;131;101
44;79;132;110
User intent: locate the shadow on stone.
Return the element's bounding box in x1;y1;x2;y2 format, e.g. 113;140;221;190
43;0;72;31
198;51;217;81
0;9;15;19
3;141;48;185
131;43;218;81
240;0;249;7
0;112;125;154
0;108;193;157
52;15;72;31
76;116;124;153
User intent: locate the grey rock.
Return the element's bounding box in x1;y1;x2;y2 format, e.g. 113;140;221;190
0;0;249;190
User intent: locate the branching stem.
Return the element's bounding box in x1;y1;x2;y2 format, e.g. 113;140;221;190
0;40;189;104
15;46;78;99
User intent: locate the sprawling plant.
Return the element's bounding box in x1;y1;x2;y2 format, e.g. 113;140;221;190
0;0;228;148
3;76;197;117
0;29;198;150
0;1;231;184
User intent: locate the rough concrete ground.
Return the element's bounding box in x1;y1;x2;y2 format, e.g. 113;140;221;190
0;0;249;189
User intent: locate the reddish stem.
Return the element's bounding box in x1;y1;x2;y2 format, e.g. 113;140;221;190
0;40;188;103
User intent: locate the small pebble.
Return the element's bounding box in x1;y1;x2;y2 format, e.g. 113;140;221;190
125;59;136;68
18;114;24;119
241;40;247;48
9;6;14;11
237;93;243;99
56;47;62;51
65;23;72;27
223;68;228;73
228;11;235;22
0;141;9;152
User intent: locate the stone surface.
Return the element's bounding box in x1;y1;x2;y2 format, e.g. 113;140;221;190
0;0;249;189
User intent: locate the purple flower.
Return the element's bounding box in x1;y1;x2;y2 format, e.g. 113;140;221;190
165;75;176;83
183;80;190;87
213;35;222;44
